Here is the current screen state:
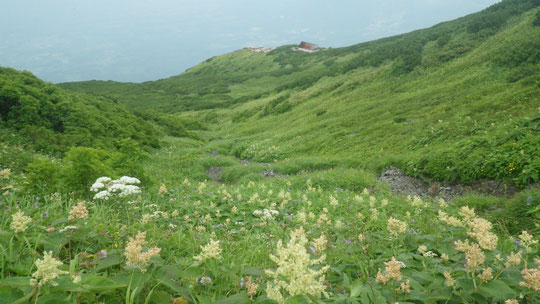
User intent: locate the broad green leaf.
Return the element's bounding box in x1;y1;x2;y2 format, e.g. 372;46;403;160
158;277;189;295
95;255;123;271
150;290;172;304
41;233;68;252
0;286;24;303
50;276;87;292
36;292;71;304
285;295;311;304
0;276;31;287
254;296;278;304
82;276;127;292
242;267;265;277
407;290;428;301
8;263;30;276
408;271;433;284
350;280;366;298
470;293;488;304
478;280;516;300
214;292;251;304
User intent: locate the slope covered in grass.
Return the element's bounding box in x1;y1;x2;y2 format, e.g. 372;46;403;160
61;0;539;187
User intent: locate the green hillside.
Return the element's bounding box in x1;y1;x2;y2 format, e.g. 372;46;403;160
0;67;160;154
60;0;540;187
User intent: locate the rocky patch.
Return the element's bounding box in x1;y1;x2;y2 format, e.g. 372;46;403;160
206;166;222;182
379;166;520;201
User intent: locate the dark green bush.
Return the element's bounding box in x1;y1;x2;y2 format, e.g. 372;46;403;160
62;147;111;194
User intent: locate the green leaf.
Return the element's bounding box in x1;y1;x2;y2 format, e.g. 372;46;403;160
8;263;30;276
95;255;123;271
50;277;87;292
285;295;311;304
158;277;189;296
149;290;171;304
408;271;433;284
214;292;251;304
350;280;366;298
0;277;31;287
242;267;265;277
0;286;24;304
41;233;68;252
478;279;516;300
254;296;277;304
82;276;127;292
149;255;167;266
470;293;488;304
50;218;68;226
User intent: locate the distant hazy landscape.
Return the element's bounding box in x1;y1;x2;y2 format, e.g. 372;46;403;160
1;0;499;82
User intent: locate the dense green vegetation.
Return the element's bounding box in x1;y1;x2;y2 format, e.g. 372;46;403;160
1;0;539;303
59;0;540;187
0;68;159;154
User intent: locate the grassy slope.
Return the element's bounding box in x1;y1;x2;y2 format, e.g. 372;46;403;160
59;2;540;187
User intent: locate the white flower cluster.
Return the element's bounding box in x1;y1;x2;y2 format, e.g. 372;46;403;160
253;209;279;220
91;176;141;200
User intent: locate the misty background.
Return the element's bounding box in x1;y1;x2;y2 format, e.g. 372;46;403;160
0;0;499;83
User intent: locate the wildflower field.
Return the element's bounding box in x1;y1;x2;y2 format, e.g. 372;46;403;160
0;142;538;304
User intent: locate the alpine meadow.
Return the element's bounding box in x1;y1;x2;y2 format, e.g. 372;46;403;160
1;1;540;303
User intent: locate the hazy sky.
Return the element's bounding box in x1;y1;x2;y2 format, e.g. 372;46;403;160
0;0;500;83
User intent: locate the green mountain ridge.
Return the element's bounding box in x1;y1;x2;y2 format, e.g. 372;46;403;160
57;0;540;187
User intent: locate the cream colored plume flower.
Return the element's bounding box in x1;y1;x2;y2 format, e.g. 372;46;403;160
0;168;11;179
68;201;89;221
194;239;222;262
505;251;522;268
387;217;407;237
311;234;328;254
370;208;379;220
10;210;32;233
478;267;493;282
519;231;538;252
459;206;476;222
329;195;339;207
265;227;330;304
397;279;411;294
454;239;471;252
520;259;540;292
505;300;518;304
376;256;403;284
31;251;68;287
467;217;498;250
244;276;259;297
464;243;485;270
124;231;161;270
443;271;456;287
159;184;167;194
72;275;81;284
438;210;463;227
